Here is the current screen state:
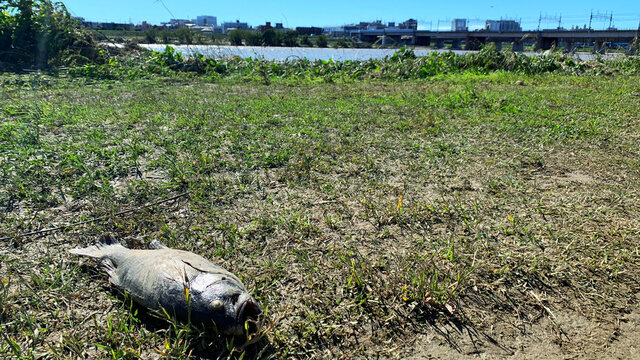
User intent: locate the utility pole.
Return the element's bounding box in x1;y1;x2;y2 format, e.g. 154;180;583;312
588;10;593;31
558;15;562;29
538;12;541;31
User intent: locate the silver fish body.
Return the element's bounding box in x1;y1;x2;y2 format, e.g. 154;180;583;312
70;236;262;335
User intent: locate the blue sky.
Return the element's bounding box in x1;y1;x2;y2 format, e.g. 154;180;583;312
62;0;640;30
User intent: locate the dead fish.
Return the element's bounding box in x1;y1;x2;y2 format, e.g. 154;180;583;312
70;235;262;336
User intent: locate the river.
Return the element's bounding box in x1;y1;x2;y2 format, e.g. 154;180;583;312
139;44;625;62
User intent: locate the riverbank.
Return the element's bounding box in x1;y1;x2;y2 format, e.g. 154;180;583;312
1;67;640;358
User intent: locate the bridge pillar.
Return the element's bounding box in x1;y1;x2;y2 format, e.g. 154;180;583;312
451;39;462;50
534;36;543;51
465;37;483;50
628;37;640;55
592;40;606;54
512;41;524;52
434;40;445;49
492;41;502;51
563;41;576;53
535;38;555;51
413;36;429;46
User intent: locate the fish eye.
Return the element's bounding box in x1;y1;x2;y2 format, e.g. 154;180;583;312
211;299;224;311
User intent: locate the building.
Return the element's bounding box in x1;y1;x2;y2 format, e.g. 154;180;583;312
486;20;521;32
222;20;249;34
191;26;215;34
296;26;323;36
167;19;194;28
196;16;217;27
78;20;134;30
257;22;273;32
398;19;418;30
323;26;345;37
451;19;467;31
363;20;386;30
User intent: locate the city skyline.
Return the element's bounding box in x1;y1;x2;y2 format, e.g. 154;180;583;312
62;0;640;31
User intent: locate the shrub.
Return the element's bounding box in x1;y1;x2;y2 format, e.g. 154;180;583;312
316;35;328;48
228;30;243;46
245;30;263;46
144;28;158;44
0;0;96;69
262;29;277;46
300;35;312;47
282;30;299;47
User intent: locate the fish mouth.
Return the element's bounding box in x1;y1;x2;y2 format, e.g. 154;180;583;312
236;297;262;321
235;296;262;335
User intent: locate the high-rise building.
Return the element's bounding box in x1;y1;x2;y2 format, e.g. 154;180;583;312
451;19;467;31
222;20;249;34
196;16;217;27
486;20;521;32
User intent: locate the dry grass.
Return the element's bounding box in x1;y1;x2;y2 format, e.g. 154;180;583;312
1;72;639;358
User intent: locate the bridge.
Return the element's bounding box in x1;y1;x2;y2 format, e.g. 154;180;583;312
351;29;640;53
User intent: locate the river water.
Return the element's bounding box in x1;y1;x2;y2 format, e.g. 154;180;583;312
141;44;474;61
139;44;624;62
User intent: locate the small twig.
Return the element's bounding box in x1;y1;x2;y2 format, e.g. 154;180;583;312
529;290;556;319
529;290;570;340
0;191;192;242
311;200;342;206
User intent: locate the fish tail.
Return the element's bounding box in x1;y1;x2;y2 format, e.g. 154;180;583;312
70;234;128;261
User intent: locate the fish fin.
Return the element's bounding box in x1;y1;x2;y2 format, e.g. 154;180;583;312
69;234;127;259
148;239;169;250
101;259;121;286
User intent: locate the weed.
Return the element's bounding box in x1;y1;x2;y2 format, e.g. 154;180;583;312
1;68;639;358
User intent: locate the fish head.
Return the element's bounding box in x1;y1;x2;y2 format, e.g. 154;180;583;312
191;273;263;336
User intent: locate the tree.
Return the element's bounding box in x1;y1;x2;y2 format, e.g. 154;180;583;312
175;28;194;45
262;29;277;46
244;30;263;46
315;35;328;48
228;30;243;45
300;35;312;47
144;28;158;44
160;29;171;44
282;30;298;47
0;0;93;68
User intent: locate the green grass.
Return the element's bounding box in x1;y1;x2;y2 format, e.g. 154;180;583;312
1;70;639;358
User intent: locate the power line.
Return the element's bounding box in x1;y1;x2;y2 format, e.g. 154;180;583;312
155;0;175;19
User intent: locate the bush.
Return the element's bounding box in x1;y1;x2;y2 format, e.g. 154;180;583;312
0;0;96;69
262;29;277;46
316;35;328;48
282;30;299;47
175;28;194;45
245;30;263;46
300;35;312;47
228;30;243;46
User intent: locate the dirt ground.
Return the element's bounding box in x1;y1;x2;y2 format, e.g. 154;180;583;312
411;293;640;359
